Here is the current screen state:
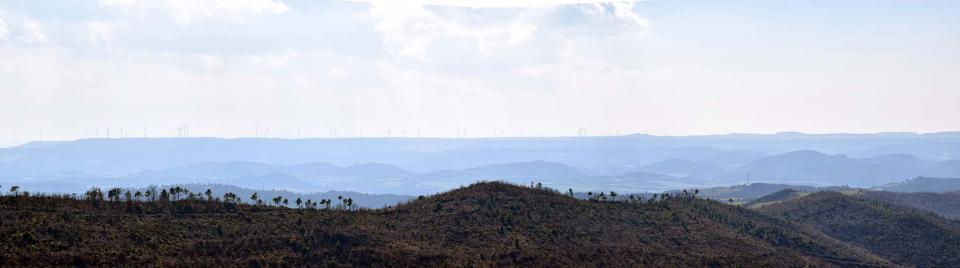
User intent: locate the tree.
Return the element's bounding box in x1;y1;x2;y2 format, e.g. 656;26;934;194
134;191;143;202
224;192;238;204
345;198;353;210
9;185;19;197
568;188;574;197
108;188;122;202
250;192;259;205
283;198;289;207
145;190;153;202
124;190;132;202
146;185;159;202
273;196;283;207
205;189;213;201
609;191;618;201
85;187;104;202
159;189;170;203
295;197;303;209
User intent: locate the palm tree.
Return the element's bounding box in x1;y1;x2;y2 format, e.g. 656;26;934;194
568;188;574;197
345;198;353;210
250;192;259;205
295;197;303;209
272;196;283;207
205;189;213;201
610;191;618;201
9;185;19;197
282;198;289;207
134;191;143;201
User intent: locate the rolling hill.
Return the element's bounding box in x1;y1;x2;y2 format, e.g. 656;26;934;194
862;190;960;220
874;176;960;193
757;191;960;267
0;182;892;266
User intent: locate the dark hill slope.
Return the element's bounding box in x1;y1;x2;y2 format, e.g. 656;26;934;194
862;191;960;220
381;183;889;267
1;183;890;267
758;192;960;267
745;189;805;208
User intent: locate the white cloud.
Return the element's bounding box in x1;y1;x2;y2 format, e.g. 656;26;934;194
0;15;8;41
350;0;644;8
20;17;48;44
98;0;290;25
366;2;539;60
580;2;648;29
328;67;349;77
365;2;539;60
86;21;116;46
246;50;298;67
360;0;646;62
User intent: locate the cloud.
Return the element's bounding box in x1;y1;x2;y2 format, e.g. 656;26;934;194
86;21;115;46
580;1;648;28
20;17;48;44
98;0;290;25
366;2;539;60
359;0;645;62
349;0;644;8
0;15;8;41
328;67;349;77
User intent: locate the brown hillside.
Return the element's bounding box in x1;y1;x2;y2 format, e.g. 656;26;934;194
758;191;960;267
0;182;891;267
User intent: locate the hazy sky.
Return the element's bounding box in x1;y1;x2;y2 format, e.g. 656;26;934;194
1;0;958;145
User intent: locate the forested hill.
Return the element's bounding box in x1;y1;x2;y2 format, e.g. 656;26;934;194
0;182;891;267
758;191;960;267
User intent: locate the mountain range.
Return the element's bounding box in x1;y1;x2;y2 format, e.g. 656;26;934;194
2;133;960;194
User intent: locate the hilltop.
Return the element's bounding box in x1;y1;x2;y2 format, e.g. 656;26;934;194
0;182;890;267
757;191;960;267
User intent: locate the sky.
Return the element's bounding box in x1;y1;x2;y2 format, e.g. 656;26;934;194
0;0;958;146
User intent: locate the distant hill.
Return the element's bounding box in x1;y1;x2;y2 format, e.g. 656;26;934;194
745;189;806;208
638;159;726;179
425;161;587;179
680;183;819;203
874;176;960;193
132;183;412;209
862;190;960;220
3;134;960;190
758;192;960;267
724;150;942;186
0;182;892;266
